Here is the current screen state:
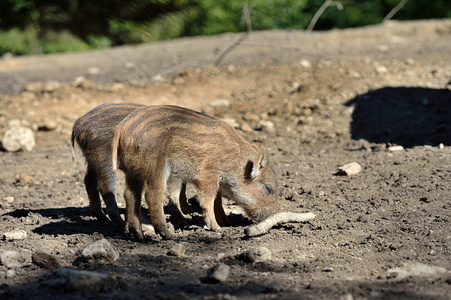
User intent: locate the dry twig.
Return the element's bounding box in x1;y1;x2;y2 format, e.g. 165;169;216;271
244;211;316;237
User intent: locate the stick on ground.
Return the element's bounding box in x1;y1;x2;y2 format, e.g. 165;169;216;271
244;211;316;237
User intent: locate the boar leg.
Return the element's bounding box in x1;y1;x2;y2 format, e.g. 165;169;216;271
214;193;230;227
167;182;191;219
196;177;220;231
179;183;192;214
145;169;172;239
123;177;144;241
84;167;108;221
97;172;122;224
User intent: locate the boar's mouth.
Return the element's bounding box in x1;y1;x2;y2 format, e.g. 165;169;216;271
253;207;276;223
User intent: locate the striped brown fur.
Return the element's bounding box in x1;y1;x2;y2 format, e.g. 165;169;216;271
71;103;191;224
112;105;279;240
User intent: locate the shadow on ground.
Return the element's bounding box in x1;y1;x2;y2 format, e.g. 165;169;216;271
346;87;451;148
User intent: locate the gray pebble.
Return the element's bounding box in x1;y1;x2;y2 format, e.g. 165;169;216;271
0;250;23;268
207;264;230;283
32;249;63;269
167;243;186;257
238;247;271;263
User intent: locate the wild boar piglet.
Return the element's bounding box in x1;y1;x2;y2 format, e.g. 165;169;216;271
112;105;279;240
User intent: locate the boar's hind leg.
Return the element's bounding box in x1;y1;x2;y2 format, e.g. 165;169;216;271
84;167;108;221
97;172;122;224
123;178;144;241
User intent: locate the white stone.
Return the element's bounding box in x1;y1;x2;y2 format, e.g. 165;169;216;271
2;126;35;152
300;59;312;68
3;229;28;241
82;238;119;263
387;262;449;280
0;250;23;268
221;118;240;129
87;67;100;75
258;120;275;133
337;162;362;176
388;145;404;152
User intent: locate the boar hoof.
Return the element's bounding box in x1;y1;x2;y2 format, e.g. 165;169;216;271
125;225;145;241
95;213;110;222
108;211;124;224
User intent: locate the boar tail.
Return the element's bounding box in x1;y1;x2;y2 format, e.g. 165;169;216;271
70;130;76;162
112;127;121;173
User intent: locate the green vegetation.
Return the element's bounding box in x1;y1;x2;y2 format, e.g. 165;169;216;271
0;0;449;56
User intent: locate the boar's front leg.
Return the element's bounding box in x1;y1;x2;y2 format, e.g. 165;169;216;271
196;176;220;231
123;177;144;241
145;170;173;240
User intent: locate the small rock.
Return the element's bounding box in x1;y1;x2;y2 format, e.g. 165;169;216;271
0;250;23;268
167;244;185;257
221;118;240;129
203;99;231;116
124;61;136;69
109;83;124;92
375;65;388;74
388;145;404;152
238;247;271;263
240;122;253;132
87;67;100;75
38;120;58;131
439;143;444;150
3;229;28;241
243;111;260;123
6;269;16;278
43;81;61;93
15;174;33;185
405;58;415;65
53;268;116;291
4;196;14;203
32;249;62;269
226;65;236;72
339;293;354;300
387;262;449;280
152;74;164;83
82;239;119;263
23;81;44;93
258;120;275;133
73;76;96;89
206;264;230;283
348;70;361;78
322;266;334;272
300;59;312;68
337;162;362;176
1;126;35;152
264;282;283;293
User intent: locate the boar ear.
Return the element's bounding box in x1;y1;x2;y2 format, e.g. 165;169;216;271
245;145;269;180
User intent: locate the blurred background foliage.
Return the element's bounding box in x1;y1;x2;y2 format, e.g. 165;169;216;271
0;0;449;56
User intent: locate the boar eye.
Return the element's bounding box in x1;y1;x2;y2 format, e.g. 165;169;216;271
262;184;275;196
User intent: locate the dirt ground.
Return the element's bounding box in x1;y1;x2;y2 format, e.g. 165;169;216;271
0;19;450;299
